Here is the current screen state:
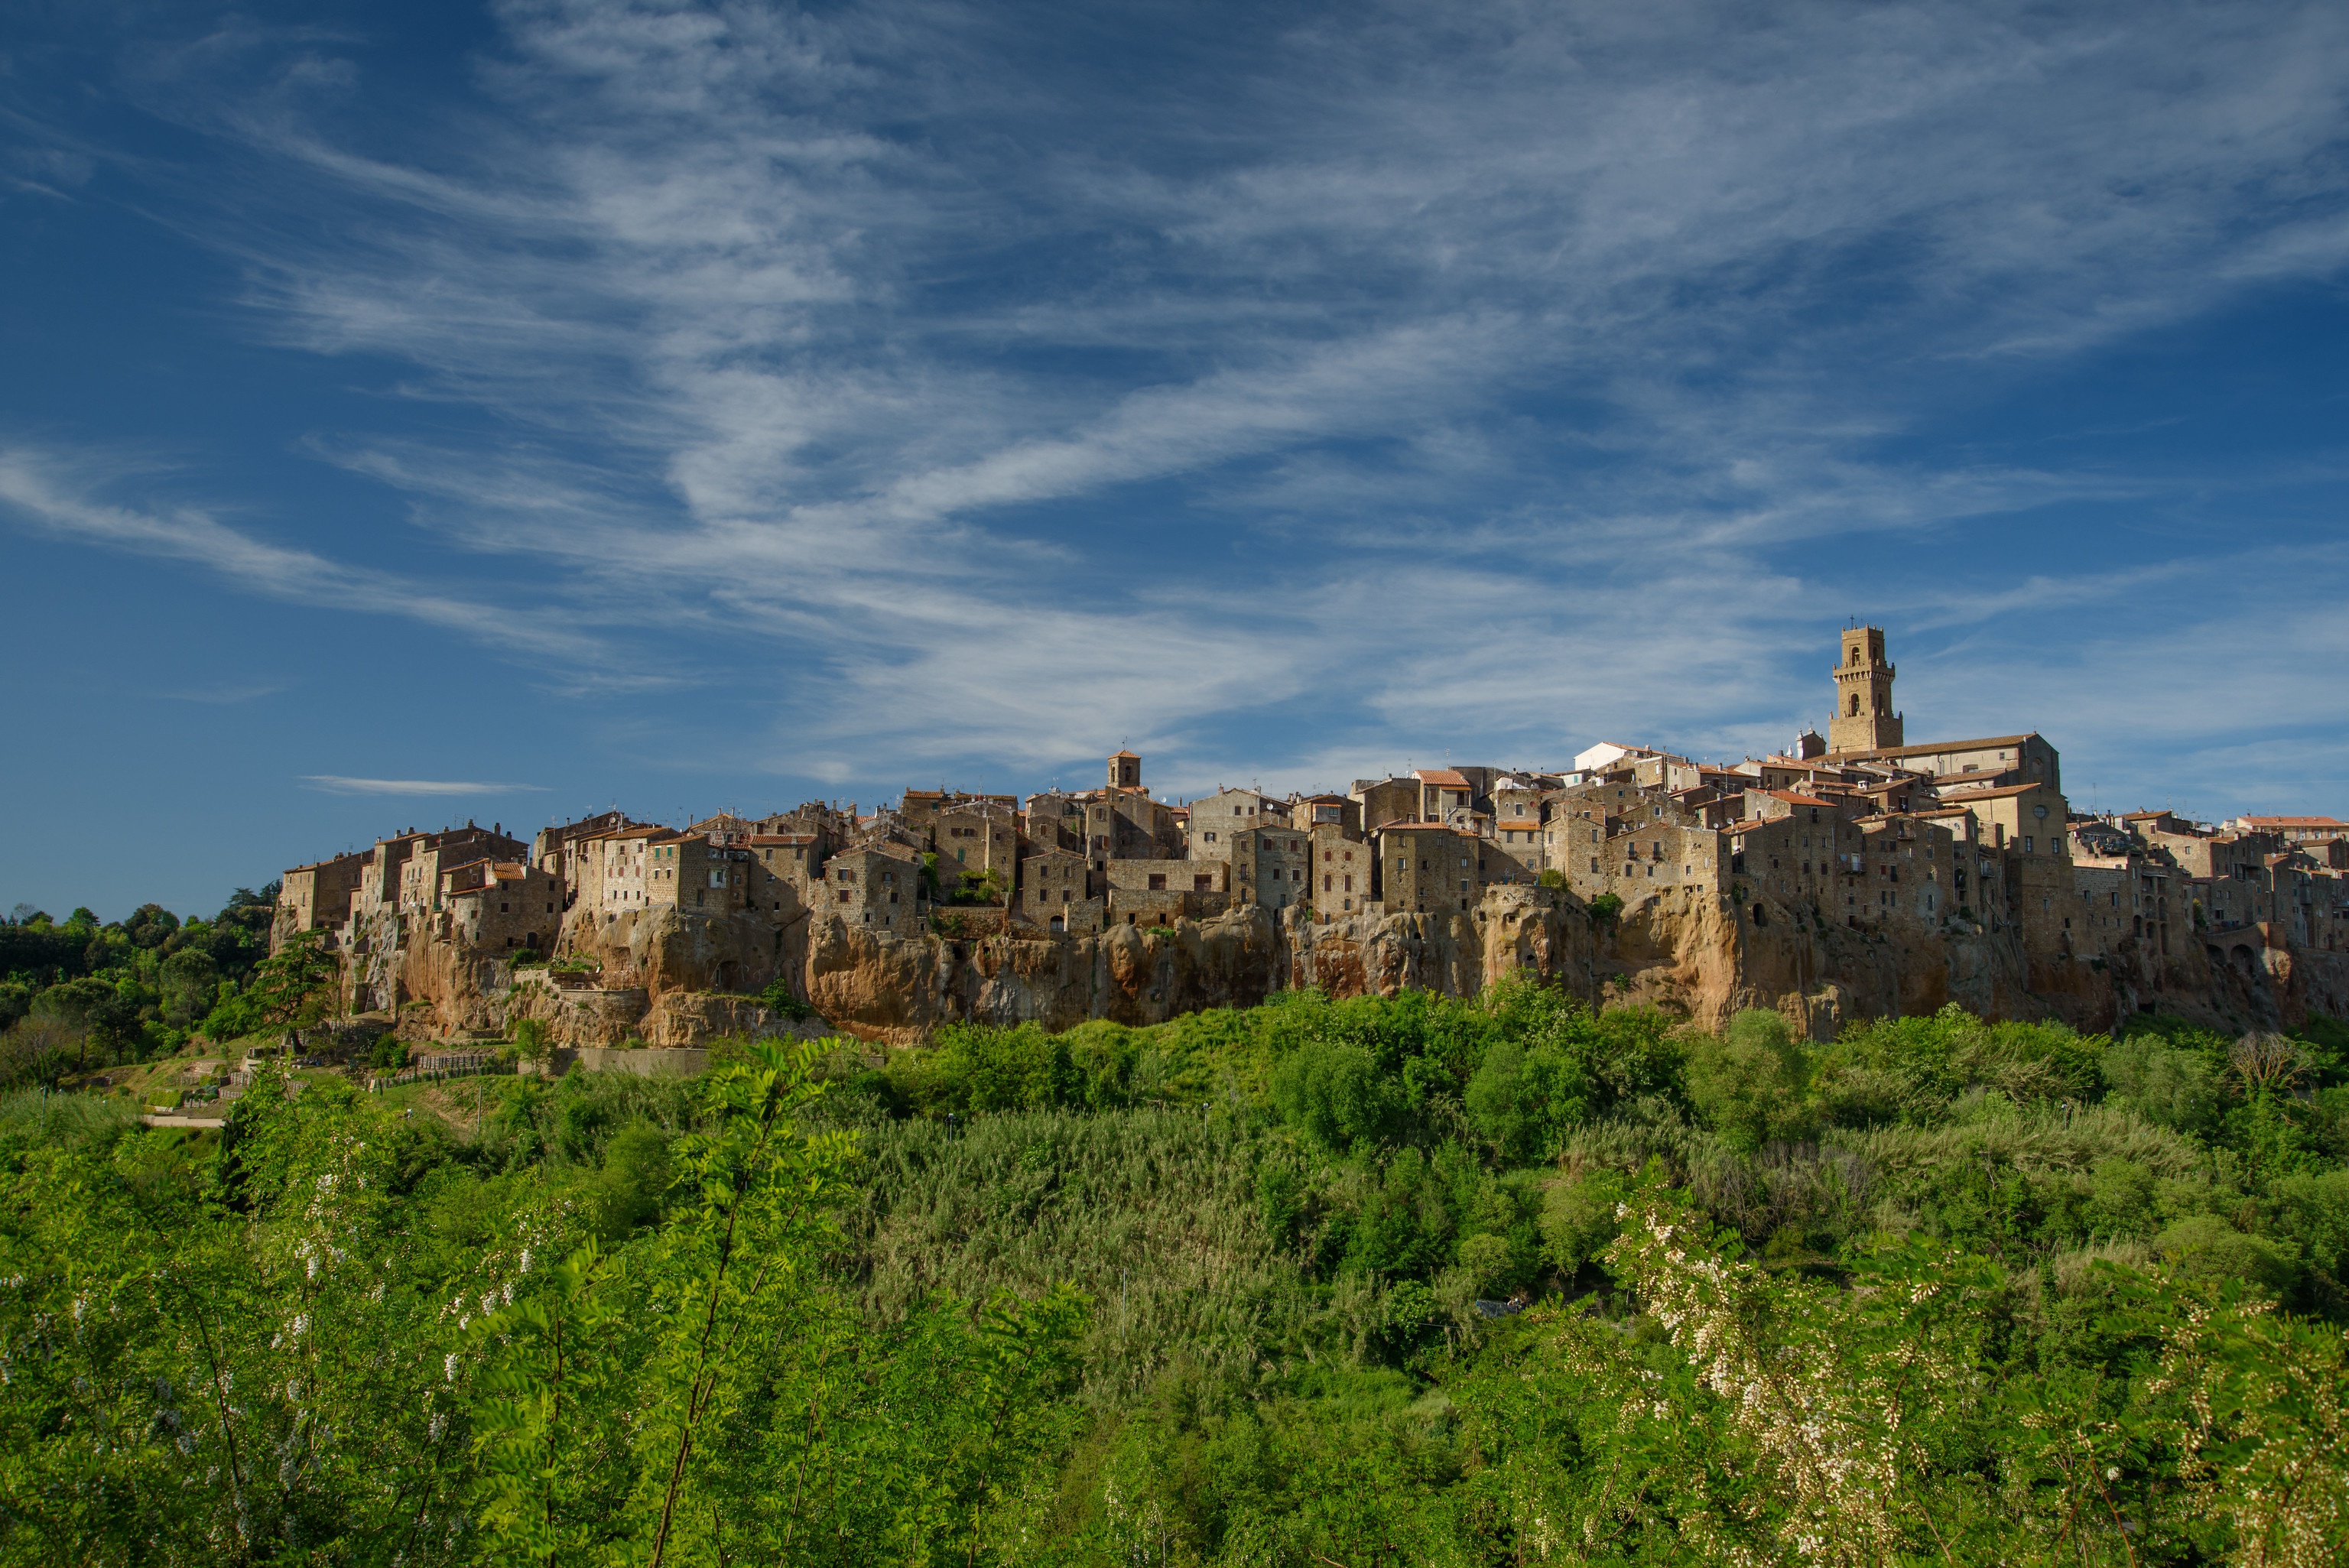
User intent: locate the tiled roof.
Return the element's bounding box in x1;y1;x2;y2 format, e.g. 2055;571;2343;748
1825;733;2038;761
2243;816;2348;829
1938;783;2052;802
1412;768;1473;788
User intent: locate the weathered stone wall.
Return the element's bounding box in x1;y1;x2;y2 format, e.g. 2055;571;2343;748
339;873;2345;1050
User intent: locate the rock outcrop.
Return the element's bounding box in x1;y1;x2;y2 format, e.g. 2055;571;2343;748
343;879;2341;1049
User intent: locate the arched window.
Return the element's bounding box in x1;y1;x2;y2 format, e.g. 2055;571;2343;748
1849;693;1861;716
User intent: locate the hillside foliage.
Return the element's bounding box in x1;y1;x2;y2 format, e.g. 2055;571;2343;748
5;974;2349;1564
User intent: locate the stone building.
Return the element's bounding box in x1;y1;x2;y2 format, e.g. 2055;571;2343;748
1103;862;1226;926
396;825;533;917
1308;823;1372;916
438;860;564;954
275;850;369;949
1347;778;1421;834
747;833;823;912
1293;794;1362;835
575;825;684;922
353;831;428;920
1234;823;1314;911
1486;818;1545;884
755;802;853;856
2239;814;2349;845
640;833;768;917
898;790;1017;841
1412;768;1479;824
1376;822;1480;914
819;847;925;936
1848;815;1957;926
1080;787;1183;865
1828;625;1905;753
936;801;1021;881
1021;790;1086;853
2065;826;2195;963
1187;789;1288;865
1018;847;1093;930
1586;820;1727;907
534;810;648;881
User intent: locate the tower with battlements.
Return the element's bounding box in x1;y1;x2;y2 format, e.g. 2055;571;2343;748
1829;626;1904;753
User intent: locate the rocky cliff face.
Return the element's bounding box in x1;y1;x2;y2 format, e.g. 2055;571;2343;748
349;881;2338;1047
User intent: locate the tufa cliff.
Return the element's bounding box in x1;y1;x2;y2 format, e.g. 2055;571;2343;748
331;878;2349;1049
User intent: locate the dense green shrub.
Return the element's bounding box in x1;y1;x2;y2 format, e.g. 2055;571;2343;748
8;975;2349;1564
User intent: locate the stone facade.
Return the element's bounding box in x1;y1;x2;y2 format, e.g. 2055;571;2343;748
440;862;564;954
1828;625;1904;752
1376;823;1480;914
275;850;369;949
1187;789;1288;865
1018;848;1093;930
1309;823;1372;917
936;802;1021;882
819;846;925;936
1233;825;1313;911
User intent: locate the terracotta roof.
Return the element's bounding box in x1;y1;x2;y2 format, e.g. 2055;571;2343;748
1761;790;1837;807
1108;748;1139;759
1938;783;2054;803
1824;733;2039;761
2242;816;2348;829
1412;768;1473;788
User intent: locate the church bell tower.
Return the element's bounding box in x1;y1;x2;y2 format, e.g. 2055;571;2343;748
1828;626;1904;753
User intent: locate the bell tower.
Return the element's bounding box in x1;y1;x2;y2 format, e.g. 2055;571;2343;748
1828;625;1904;753
1107;748;1141;791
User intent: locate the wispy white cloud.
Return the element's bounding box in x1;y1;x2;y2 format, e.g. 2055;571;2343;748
301;775;549;796
11;0;2349;813
163;682;287;705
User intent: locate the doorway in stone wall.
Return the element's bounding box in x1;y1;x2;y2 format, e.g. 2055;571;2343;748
714;959;741;993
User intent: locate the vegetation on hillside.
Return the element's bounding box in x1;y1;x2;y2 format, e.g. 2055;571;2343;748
0;891;288;1079
5;963;2348;1563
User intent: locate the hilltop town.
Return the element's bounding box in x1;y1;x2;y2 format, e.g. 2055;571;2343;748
272;628;2349;1048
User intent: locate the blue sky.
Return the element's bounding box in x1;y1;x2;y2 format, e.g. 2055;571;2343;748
5;0;2349;920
